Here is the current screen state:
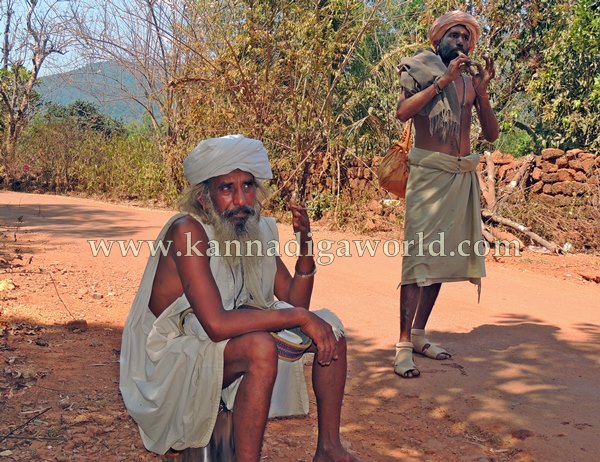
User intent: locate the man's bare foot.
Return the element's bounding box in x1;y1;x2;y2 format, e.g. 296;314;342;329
313;446;364;462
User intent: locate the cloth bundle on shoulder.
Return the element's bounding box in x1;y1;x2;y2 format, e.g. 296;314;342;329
377;119;413;198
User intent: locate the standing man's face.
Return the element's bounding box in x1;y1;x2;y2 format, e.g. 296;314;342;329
437;25;470;62
207;169;258;227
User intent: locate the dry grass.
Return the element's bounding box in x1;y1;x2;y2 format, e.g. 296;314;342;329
494;188;600;253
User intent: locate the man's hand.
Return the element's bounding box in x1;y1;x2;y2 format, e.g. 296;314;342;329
471;55;496;97
300;311;338;366
438;55;471;88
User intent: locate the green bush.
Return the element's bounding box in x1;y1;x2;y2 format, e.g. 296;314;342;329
496;128;535;158
71;134;173;201
16;109;179;203
306;191;335;221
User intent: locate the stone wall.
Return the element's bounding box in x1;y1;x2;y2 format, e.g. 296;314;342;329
489;148;598;206
297;154;380;198
292;147;598;207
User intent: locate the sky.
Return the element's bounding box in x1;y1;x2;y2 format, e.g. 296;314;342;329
1;0;87;76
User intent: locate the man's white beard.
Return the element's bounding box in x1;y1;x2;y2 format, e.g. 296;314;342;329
205;202;268;308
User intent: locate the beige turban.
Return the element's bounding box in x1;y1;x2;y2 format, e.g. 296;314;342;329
183;134;273;185
429;10;481;54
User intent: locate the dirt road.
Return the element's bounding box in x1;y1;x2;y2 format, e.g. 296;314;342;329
1;191;599;461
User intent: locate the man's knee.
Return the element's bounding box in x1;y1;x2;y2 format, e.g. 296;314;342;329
336;335;347;358
243;332;278;372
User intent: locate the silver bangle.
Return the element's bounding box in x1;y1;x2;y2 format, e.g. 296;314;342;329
295;263;317;278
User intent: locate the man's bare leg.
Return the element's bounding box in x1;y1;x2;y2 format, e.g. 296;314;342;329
395;283;421;377
312;337;362;462
399;283;421;343
222;332;278;462
411;283;450;360
412;283;441;331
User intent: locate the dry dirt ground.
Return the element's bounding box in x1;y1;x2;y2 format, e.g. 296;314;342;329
1;191;599;462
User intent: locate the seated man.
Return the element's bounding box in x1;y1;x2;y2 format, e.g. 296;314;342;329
120;134;361;462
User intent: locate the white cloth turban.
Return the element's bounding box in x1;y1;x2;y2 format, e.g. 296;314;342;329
183;134;273;185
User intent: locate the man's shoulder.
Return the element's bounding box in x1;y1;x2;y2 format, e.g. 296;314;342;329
413;48;435;57
400;48;436;66
398;48;444;87
168;213;209;238
171;212;202;226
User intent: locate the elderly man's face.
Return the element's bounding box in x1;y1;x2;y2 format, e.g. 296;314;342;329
208;169;258;227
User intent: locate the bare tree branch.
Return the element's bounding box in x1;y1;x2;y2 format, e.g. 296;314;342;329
1;0;73;172
482;210;562;254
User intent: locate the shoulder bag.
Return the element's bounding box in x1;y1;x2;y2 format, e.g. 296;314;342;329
377;119;413;198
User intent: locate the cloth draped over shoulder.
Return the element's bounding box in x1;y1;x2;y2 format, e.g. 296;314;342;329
398;49;460;143
401;148;485;291
119;213;345;455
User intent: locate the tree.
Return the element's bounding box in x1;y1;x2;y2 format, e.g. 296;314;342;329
71;0;190;183
173;0;387;201
44;100;125;137
0;0;73;177
529;0;600;150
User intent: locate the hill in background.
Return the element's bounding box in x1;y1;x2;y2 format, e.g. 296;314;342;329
38;61;148;124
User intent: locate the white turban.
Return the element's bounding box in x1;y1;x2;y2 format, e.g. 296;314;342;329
183;134;273;185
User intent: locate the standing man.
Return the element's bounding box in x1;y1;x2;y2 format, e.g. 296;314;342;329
120;135;362;461
393;11;499;378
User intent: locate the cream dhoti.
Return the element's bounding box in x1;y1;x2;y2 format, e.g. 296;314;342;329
401;147;485;287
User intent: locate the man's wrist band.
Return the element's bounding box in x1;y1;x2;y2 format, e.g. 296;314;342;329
295;263;317;278
433;77;443;95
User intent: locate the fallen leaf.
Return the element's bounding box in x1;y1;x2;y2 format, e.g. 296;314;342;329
73;414;93;424
0;280;16;291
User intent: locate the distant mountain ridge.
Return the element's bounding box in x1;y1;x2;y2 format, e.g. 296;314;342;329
38;62;147;123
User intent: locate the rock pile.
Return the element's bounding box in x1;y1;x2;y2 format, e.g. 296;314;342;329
531;148;598;205
488;148;598;206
